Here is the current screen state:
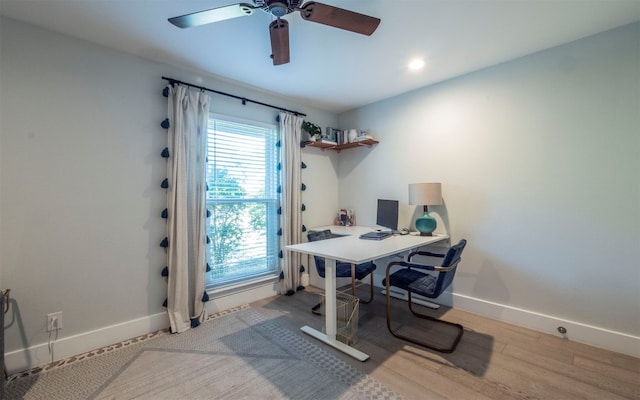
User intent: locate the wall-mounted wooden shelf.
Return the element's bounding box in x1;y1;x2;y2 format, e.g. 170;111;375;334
304;139;379;153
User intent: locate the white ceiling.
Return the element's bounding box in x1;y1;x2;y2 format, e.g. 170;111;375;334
1;1;639;113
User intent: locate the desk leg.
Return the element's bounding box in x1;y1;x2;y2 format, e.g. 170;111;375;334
325;258;337;339
300;257;369;362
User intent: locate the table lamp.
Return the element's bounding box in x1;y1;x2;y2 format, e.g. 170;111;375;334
408;183;442;236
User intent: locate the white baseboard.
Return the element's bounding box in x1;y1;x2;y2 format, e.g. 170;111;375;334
5;281;279;374
449;292;640;358
4;312;169;375
382;288;640;358
379;283;639;357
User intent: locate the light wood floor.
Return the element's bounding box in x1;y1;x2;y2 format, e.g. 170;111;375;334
251;285;639;400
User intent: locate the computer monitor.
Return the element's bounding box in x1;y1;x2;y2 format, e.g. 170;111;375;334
376;199;399;231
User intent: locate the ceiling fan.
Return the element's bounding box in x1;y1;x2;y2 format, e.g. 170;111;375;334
168;1;381;66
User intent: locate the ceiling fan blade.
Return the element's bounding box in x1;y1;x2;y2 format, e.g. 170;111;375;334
169;3;256;29
299;2;380;36
270;19;290;66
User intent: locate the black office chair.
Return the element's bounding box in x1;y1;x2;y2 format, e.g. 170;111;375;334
382;239;467;353
307;230;377;314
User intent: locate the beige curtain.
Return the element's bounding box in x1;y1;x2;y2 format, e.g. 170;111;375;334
165;85;210;333
279;112;304;294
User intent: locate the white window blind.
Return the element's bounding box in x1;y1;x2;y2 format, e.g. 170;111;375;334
206;116;278;287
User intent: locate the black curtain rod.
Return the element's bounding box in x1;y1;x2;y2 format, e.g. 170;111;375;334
162;76;306;117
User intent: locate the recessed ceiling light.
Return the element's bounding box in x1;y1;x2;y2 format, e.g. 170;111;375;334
408;59;425;71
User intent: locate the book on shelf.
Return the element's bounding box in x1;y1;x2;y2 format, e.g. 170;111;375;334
318;139;337;145
326;127;346;145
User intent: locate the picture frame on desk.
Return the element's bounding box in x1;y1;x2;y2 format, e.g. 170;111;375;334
335;208;355;226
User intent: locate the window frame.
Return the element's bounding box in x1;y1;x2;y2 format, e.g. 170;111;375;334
205;113;279;289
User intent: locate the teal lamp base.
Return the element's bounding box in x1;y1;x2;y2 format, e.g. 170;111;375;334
415;211;437;236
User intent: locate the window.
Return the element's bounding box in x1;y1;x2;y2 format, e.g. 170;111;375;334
205;115;278;287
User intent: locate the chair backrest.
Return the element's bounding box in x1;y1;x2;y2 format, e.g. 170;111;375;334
307;229;334;242
306;230;334;276
433;239;467;296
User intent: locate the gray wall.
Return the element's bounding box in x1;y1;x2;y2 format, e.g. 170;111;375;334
338;23;639;352
0;17;338;371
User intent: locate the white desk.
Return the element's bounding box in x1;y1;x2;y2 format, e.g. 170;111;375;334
285;226;448;361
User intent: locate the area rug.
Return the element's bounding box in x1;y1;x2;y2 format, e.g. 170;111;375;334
5;305;402;399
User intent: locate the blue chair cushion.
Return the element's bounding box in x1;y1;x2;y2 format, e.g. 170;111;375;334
308;230;376;280
315;260;376;280
408;274;437;297
384;268;437;298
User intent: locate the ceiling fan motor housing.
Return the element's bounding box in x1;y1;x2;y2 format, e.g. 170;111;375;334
269;2;288;17
255;0;301;17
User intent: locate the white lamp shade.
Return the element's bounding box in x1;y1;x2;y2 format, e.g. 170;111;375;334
409;183;442;206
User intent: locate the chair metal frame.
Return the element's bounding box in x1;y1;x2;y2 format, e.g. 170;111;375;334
348;263;375;304
311;261;375;314
385;249;464;353
307;230;376;314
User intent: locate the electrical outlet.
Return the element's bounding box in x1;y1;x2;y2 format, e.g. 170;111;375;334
47;311;63;332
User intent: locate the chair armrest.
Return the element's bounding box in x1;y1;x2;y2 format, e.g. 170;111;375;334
407;250;445;262
387;258;460;273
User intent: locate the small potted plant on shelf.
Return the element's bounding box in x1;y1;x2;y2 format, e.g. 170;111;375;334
301;120;322;141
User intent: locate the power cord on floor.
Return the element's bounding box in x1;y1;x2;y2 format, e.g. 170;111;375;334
48;328;59;364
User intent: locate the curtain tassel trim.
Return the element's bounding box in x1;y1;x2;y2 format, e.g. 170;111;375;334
190;318;201;328
202;292;210;302
161;266;169;277
160;237;169;248
161;118;170;129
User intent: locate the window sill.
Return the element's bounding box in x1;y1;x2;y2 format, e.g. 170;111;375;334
207;274;279;299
